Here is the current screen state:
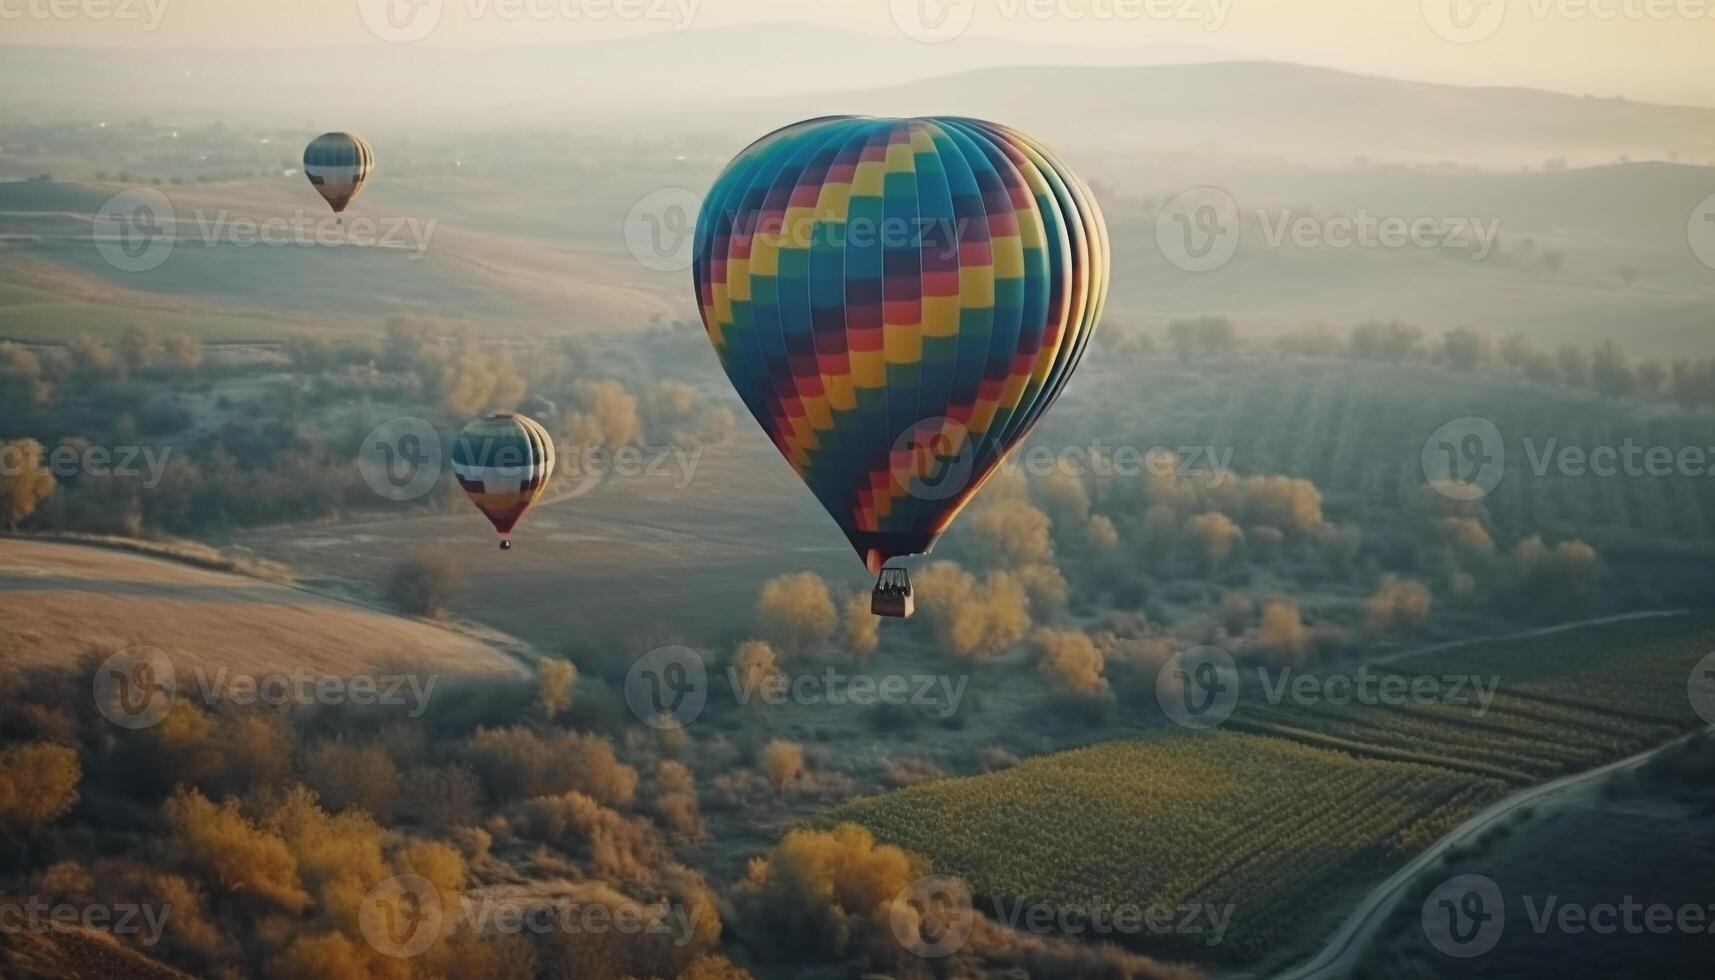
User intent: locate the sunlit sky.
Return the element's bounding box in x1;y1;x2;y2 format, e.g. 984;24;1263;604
6;0;1714;105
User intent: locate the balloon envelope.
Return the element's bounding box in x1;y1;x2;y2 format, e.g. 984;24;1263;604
302;132;374;214
692;116;1108;572
452;413;556;540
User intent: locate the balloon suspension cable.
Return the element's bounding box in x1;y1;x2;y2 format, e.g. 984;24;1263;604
870;564;915;619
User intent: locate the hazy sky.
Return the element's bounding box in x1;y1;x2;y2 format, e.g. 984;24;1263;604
5;0;1713;105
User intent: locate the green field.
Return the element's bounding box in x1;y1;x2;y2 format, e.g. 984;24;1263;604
828;614;1715;965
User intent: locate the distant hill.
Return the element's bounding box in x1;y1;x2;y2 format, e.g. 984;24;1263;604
0;24;1225;126
740;61;1715;169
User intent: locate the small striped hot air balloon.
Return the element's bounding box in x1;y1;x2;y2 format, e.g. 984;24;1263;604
302;132;375;216
452;414;556;551
692;117;1108;617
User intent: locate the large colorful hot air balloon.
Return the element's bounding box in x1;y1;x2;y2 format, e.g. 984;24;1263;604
692;117;1109;617
452;414;555;550
302;132;374;215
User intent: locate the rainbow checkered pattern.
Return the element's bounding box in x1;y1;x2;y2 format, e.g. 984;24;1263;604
693;117;1109;573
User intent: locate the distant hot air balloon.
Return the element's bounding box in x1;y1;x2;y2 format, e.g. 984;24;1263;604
692;117;1108;617
452;413;556;550
302;132;374;216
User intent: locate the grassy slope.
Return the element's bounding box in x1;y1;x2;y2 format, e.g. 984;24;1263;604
0;537;520;679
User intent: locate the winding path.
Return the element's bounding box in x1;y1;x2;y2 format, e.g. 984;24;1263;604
1248;609;1698;980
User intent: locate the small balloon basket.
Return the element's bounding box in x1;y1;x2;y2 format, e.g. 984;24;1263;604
871;567;915;619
